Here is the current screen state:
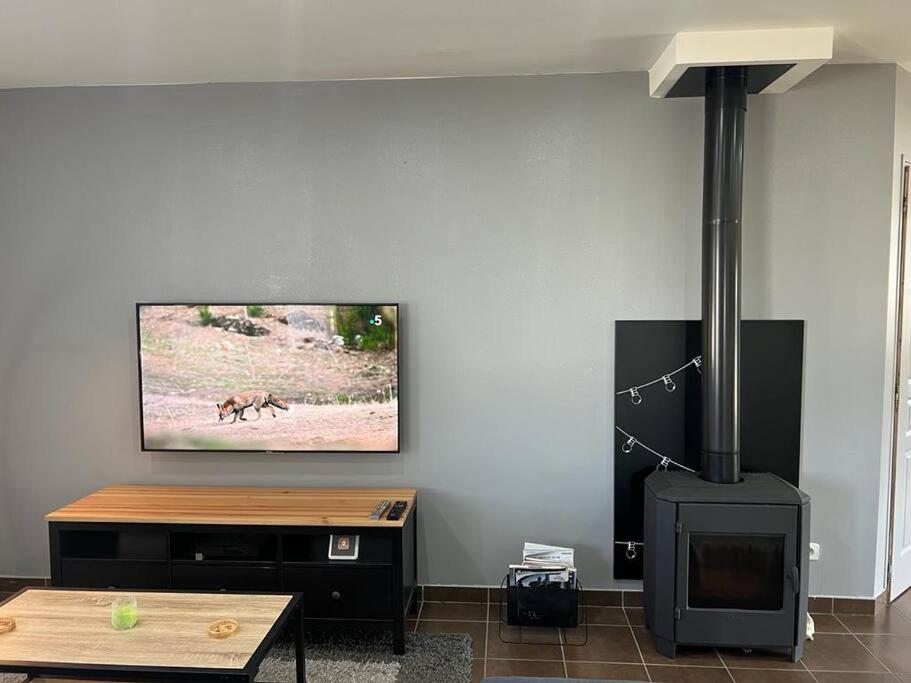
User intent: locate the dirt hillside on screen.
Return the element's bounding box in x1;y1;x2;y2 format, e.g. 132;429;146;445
139;305;398;451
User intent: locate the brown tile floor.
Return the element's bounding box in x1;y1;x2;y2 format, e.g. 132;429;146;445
412;589;911;681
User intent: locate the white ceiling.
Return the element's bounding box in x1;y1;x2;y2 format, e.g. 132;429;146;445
1;0;909;89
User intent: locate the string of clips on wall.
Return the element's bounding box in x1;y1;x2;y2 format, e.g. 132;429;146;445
613;359;700;562
612;321;805;580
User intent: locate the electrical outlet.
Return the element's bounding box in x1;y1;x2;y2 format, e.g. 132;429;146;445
809;543;821;561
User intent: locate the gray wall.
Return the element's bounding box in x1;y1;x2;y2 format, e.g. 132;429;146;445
0;437;11;560
0;72;702;587
896;67;911;157
0;66;899;596
692;64;897;597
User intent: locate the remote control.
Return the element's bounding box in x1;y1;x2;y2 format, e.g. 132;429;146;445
385;500;408;521
369;499;390;520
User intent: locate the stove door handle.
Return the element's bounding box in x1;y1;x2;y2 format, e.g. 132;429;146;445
787;565;800;594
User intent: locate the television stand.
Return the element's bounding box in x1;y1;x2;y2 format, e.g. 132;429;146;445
46;485;418;654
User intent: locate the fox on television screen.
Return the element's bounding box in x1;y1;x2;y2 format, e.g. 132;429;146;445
137;304;399;452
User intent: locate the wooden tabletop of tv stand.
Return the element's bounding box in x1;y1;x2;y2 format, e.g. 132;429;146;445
45;485;417;527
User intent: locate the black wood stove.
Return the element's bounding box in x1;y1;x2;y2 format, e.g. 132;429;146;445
642;66;811;661
644;472;810;660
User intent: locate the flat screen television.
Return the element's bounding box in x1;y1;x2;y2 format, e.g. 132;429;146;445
137;304;399;452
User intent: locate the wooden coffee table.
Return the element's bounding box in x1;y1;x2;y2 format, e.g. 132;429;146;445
0;588;304;682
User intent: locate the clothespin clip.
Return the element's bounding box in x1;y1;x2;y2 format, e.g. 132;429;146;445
621;436;637;454
694;356;703;374
626;542;637;560
629;387;642;405
662;374;676;392
657;456;671;471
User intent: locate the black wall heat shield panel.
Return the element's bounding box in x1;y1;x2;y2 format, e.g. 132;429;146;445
613;320;804;580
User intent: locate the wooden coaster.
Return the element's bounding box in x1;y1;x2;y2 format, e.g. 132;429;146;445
0;617;16;635
207;618;239;639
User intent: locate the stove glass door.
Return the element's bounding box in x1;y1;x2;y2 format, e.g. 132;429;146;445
688;533;785;610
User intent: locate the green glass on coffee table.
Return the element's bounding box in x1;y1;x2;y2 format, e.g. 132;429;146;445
111;595;138;630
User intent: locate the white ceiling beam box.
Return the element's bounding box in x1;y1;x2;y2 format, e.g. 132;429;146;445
649;27;835;98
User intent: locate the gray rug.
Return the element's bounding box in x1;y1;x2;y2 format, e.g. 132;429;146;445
0;630;472;683
258;630;473;682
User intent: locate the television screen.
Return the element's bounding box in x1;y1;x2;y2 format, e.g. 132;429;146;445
137;304;399;452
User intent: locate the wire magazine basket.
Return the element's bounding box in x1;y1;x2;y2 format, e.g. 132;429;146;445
496;574;588;647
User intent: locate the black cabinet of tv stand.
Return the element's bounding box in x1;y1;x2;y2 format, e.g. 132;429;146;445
48;513;417;654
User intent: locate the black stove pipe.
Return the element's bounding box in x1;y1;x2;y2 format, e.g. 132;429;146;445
701;66;746;484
